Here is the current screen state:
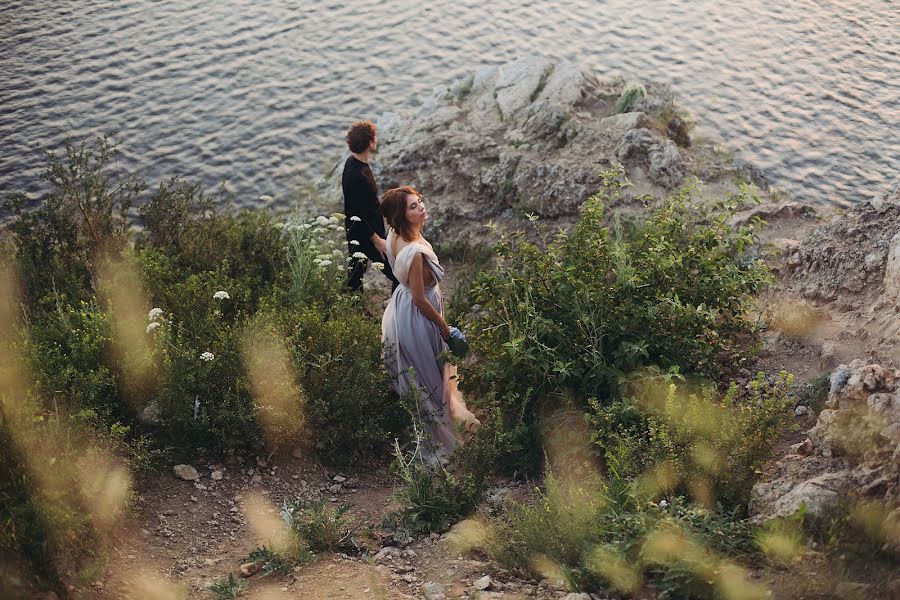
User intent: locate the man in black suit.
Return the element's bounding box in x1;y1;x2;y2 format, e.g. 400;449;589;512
342;120;399;291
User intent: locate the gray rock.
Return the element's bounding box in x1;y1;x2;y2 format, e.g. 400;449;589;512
473;575;493;591
562;594;593;600
173;464;200;481
374;546;402;561
666;116;691;147
138;402;160;425
210;470;223;481
884;231;900;297
795;405;810;416
423;581;448;600
647;140;685;188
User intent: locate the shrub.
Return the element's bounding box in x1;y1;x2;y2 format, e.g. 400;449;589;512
614;83;647;114
207;573;246;599
244;545;306;576
389;404;518;533
465;168;771;470
488;471;758;598
591;371;793;508
281;499;359;554
389;435;482;533
287;304;406;462
4;136;139;310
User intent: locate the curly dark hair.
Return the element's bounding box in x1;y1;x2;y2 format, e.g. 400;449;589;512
346;120;377;153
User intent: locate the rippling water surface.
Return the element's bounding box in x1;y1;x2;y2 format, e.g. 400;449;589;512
1;0;897;210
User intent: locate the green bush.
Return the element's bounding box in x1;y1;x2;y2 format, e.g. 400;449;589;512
4;136;138;311
488;470;758;598
389;404;520;533
281;499;358;554
287;305;406;462
590;371;793;508
464;168;771;471
24;298;121;421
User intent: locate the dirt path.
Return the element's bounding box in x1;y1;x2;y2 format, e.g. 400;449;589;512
82;452;556;600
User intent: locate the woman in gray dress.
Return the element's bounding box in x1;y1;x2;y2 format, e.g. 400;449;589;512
380;186;479;459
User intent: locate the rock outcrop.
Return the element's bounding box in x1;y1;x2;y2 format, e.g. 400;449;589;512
320;56;765;241
751;360;900;526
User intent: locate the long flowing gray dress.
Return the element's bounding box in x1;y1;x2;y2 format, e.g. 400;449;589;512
382;230;479;458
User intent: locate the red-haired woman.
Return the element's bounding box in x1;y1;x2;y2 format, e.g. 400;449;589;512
380;186;479;461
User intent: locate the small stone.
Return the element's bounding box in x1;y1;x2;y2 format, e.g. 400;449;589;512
211;470;224;481
561;594;592;600
423;581;447;600
239;561;260;577
474;575;492;591
333;474;347;484
190;496;197;502
329;484;342;494
251;474;263;484
173;464;200;481
795;405;809;416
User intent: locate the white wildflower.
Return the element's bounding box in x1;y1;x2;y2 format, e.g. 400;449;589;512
274;222;285;230
146;322;161;334
317;259;332;267
312;227;326;235
314;215;330;226
352;251;368;260
199;351;215;362
148;307;164;322
299;223;312;231
331;249;343;258
372;262;385;271
350;215;362;222
659;499;669;509
316;254;331;261
349;239;360;246
213;290;230;300
259;195;275;203
328;216;339;225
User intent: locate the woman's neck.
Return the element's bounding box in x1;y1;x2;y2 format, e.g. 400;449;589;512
405;224;423;241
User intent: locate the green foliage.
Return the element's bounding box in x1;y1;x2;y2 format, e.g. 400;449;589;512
207;573;246;599
592;372;793;508
389;436;482;533
4;136;139;309
433;239;494;325
488;470;757;598
614;83;647;114
287;305;405;462
282;215;348;306
465;168;771;471
281;499;359;554
795;371;831;416
388;405;518;533
24;298;121;421
245;545;309;576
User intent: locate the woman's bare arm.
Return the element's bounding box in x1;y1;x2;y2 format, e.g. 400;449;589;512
408;253;450;340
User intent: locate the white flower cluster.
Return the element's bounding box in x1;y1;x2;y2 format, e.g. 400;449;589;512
213;290;230;300
199;351;215;362
350;215;361;222
147;307;164;334
351;251;368;260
